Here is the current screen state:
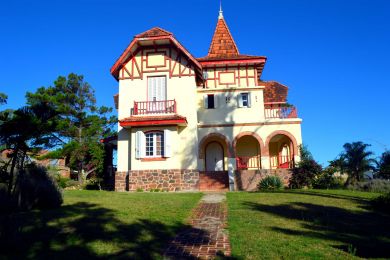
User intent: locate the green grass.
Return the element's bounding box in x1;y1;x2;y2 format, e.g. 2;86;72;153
227;189;390;259
1;190;202;259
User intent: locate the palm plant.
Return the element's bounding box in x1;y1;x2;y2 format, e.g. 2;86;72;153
339;142;376;185
377;151;390;179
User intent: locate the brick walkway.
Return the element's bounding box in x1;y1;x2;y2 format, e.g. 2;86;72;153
164;193;231;259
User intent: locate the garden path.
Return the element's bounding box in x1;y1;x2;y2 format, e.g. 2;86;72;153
164;192;231;259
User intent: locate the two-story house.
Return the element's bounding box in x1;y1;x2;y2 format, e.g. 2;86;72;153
111;9;302;192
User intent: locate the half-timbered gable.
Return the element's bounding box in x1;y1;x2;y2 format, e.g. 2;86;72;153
111;27;202;82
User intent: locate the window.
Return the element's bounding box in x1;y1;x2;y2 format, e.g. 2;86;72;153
238;93;251;108
241;93;249;107
207;94;215;109
145;131;164;157
135;129;171;159
204;94;217;109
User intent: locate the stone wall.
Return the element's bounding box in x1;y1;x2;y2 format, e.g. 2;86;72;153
234;169;292;191
115;169;199;192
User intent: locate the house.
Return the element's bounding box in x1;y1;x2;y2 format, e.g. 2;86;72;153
110;8;302;192
1;149;71;178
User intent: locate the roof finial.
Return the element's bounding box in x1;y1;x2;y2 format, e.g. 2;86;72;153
218;0;223;19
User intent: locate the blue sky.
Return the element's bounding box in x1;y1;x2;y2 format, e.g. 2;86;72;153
0;0;389;165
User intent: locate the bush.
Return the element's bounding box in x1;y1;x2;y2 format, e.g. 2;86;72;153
83;177;102;190
371;192;390;213
17;165;63;210
313;167;345;189
347;179;390;193
258;176;283;190
289;159;323;189
65;179;80;188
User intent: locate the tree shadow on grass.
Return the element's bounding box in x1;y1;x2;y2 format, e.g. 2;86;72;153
265;189;374;202
0;202;206;259
244;201;390;258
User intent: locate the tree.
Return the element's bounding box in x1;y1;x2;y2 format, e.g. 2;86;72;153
289;145;323;188
377;151;390;179
0;92;7;105
337;142;376;185
26;73;117;183
0;102;58;195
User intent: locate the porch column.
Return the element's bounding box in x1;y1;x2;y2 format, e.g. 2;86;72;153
227;157;236;191
261;156;270;170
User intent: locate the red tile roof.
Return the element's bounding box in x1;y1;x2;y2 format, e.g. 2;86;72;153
261;81;289;103
207;17;239;59
135;27;172;38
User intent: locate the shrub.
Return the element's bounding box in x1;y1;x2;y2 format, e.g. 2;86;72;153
17;165;63;210
313;167;345;189
83;177;102;190
289;159;323;189
54;174;68;189
347;179;390;193
65;179;80;188
371;192;390;213
258;176;283;190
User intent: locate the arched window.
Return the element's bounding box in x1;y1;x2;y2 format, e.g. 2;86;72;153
145;131;164;157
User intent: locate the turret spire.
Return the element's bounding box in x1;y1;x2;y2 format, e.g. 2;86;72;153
218;0;223;19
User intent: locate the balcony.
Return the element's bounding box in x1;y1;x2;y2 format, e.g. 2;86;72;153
264;104;297;119
133;100;176;115
120;99;186;127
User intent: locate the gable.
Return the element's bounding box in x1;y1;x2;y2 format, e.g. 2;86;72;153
111;27;202;81
118;46;196;80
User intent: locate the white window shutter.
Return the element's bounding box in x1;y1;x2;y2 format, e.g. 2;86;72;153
164;129;172;157
203;94;208;109
247;93;251;107
237;94;243;108
214;95;218;108
135;131;141;159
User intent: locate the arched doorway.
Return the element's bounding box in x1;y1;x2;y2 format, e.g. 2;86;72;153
268;134;295;169
235;135;261;170
205;141;224;171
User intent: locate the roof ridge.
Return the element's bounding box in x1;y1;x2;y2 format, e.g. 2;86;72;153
135;27;173;38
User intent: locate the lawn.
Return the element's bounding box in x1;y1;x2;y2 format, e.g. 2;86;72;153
1;190;202;259
227;189;390;259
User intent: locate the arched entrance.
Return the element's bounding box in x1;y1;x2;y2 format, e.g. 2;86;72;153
235;135;261;170
233;132;264;170
205;141;224;171
267;134;295;169
198;133;230;191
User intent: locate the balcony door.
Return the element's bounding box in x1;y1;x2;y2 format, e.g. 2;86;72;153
147;76;167;113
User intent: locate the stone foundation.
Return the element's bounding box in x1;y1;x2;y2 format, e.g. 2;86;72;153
115;169;199;192
234;169;292;191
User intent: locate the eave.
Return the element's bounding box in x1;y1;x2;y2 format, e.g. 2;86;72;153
119;115;188;128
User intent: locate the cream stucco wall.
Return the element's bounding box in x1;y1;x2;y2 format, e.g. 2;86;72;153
197;87;265;124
